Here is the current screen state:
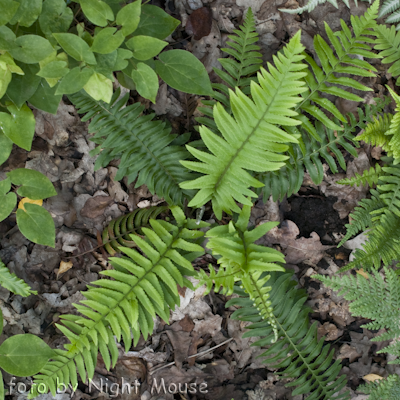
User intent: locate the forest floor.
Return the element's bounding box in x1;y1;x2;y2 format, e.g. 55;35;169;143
0;0;397;399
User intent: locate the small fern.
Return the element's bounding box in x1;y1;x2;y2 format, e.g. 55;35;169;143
355;113;393;149
0;260;36;297
279;0;371;15
378;0;400;30
101;206;169;255
31;206;208;396
68;89;193;206
227;271;350;400
337;164;383;187
198;204;285;341
358;374;400;399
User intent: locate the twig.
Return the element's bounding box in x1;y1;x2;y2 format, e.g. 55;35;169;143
149;337;233;375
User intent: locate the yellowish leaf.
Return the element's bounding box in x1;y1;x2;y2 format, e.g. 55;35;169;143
363;374;384;382
18;197;43;211
57;261;73;278
356;269;369;279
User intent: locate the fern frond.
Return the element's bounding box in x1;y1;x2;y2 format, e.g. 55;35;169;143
356;114;393;150
316;268;400;359
180;31;308;219
198;8;262;130
0;260;36;297
102;206;169;255
385;86;400;160
337;164;383;187
31;207;208;397
374;24;400;79
227;272;350;400
359;374;400;399
68;89;193;206
279;0;371;15
380;0;400;17
199;205;285;339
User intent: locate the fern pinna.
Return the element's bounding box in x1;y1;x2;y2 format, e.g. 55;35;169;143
358;374;400;399
197;205;285;340
227;272;350;400
68;89;193;206
279;0;371;15
30;207;208;396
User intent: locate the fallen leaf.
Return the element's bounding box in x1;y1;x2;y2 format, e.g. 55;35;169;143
356;269;369;279
57;260;73;278
165;330;192;369
80;195;113;219
185;7;212;40
18;197;43;211
363;373;384;382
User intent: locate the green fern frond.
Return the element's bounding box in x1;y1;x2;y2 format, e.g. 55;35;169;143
337;164;383;187
198;8;262;130
316;268;400;359
374;24;400;78
30;207;208;397
385;86;400;161
0;260;36;297
356;114;393;150
180;31;308;219
227;271;350;400
101;206;169;255
198;205;285;340
359;375;400;399
68;89;193;206
380;0;400;17
279;0;371;15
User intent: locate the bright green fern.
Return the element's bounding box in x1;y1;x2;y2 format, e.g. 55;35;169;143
0;259;36;297
30;206;208;396
359;374;400;399
337;164;383;187
68;89;193;206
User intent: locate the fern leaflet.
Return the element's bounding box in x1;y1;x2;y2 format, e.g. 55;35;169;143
359;374;400;399
337;164;383;187
0;260;36;297
279;0;371;15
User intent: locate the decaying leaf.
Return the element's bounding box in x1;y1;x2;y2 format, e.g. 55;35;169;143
18;197;43;211
57;260;73;278
363;373;384;382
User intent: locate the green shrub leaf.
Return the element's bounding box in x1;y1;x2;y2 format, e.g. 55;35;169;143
29;80;62;114
56;67;94;95
126;36;167;61
0;334;53;376
0;26;16;52
134;5;180;39
0;132;12;166
53;33;97;64
37;61;69;79
9;0;42;27
131;62;159;103
0;104;35;151
16;204;55;247
91;28;125;54
7;168;56;199
155;50;212;95
10;35;54;64
0;0;19;26
80;0;114;27
117;0;141;36
83;72;113;103
0;192;16;222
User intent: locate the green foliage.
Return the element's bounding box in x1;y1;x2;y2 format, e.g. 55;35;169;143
101;206;169;255
180;31;308;219
197;205;285;340
337;164;383;187
0;171;56;247
0;260;36;297
69;89;193;206
316;267;400;361
279;0;371;15
378;0;400;30
227;271;350;400
358;374;400;399
31;207;208;396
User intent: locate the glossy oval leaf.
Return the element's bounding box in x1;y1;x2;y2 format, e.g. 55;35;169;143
83;72;113;103
131;62;159;103
0;192;16;222
0;177;11;196
116;0;141;36
0;26;16;52
53;33;97;64
155;49;212;95
16;204;55;247
7;168;57;199
10;35;54;64
91;28;125;54
126;36;167;61
80;0;114;27
55;67;94;95
0;334;53;376
0;104;35;151
134;5;180;39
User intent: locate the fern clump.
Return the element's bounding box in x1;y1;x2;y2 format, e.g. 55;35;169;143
31;207;208;396
69;89;193;206
358;374;400;399
228;271;350;400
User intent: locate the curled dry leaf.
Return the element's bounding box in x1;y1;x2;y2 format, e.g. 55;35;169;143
18;198;43;211
57;260;73;278
80;195;113;219
363;373;384;382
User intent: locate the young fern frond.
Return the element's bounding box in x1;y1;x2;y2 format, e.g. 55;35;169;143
356;113;393;149
379;0;400;29
374;24;400;80
384;86;400;161
359;375;400;400
337;164;383;187
227;271;350;400
180;31;308;219
198;205;285;340
316;268;400;361
30;207;208;397
279;0;371;15
68;89;193;206
0;260;36;297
